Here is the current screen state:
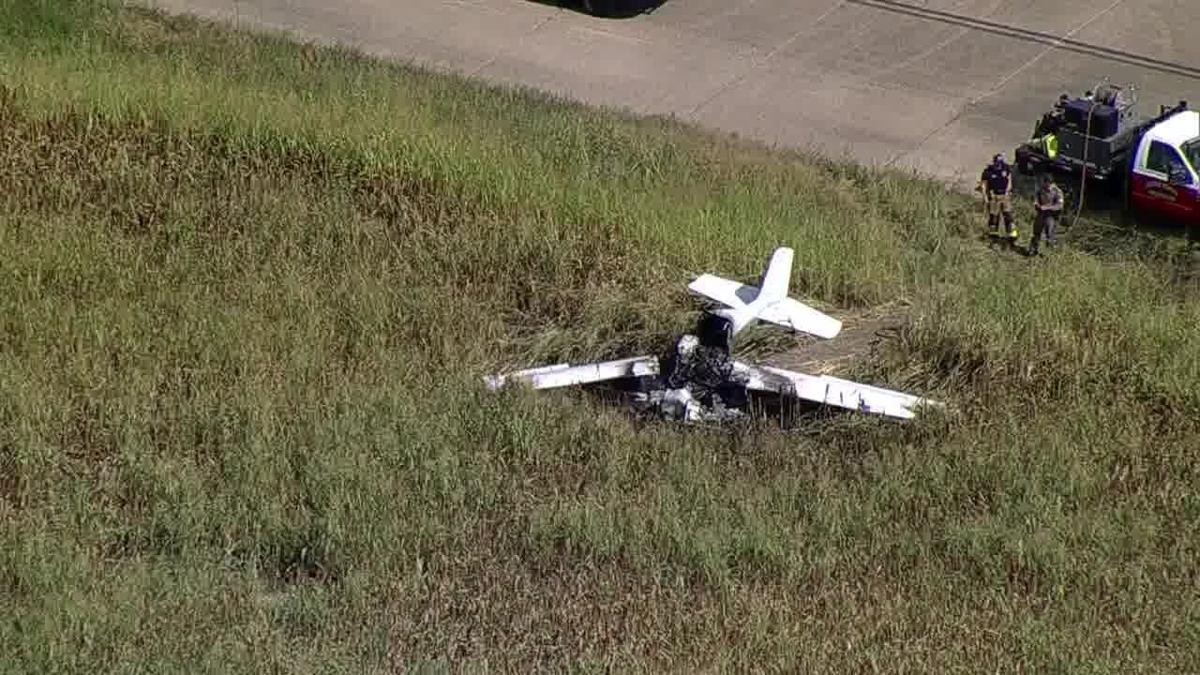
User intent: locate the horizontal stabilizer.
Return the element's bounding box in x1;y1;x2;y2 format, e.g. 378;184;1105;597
756;298;842;339
485;356;660;391
687;274;841;339
733;362;940;420
688;274;758;310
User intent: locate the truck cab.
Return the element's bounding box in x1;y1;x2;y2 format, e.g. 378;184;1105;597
1130;111;1200;227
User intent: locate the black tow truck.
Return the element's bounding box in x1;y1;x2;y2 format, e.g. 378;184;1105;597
1014;82;1200;227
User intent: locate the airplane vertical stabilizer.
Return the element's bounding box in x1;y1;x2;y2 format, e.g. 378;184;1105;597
686;247;841;339
756;247;794;305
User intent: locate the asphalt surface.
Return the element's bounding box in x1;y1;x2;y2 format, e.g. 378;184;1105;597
150;0;1200;186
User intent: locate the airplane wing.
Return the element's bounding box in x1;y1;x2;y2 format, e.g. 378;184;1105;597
732;362;939;420
484;356;660;391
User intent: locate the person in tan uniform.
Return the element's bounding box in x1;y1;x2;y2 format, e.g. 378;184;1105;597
1029;174;1065;256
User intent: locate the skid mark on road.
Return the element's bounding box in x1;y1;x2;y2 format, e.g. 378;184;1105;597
683;1;848;117
862;0;1004;92
884;0;1127;168
468;10;560;77
850;0;1200;81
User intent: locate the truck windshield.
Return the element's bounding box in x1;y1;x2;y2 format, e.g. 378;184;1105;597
1185;139;1200;174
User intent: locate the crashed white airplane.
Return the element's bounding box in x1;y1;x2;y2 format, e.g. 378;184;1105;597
485;247;940;422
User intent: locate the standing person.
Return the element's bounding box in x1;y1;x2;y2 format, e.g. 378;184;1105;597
1029;174;1064;256
978;154;1018;242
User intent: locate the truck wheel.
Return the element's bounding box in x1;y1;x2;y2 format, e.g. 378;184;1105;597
1016;151;1041;177
581;0;609;15
581;0;630;16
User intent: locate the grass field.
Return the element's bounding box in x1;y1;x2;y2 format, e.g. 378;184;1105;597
2;1;1199;671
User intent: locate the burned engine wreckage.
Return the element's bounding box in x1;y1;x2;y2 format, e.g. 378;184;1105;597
485;248;941;423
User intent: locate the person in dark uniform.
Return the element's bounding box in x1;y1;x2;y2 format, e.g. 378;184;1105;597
978;153;1017;242
1029;174;1064;256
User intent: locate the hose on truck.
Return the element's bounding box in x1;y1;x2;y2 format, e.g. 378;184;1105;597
1071;101;1095;229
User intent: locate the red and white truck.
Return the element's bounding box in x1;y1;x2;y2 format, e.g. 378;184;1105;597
1014;83;1200;227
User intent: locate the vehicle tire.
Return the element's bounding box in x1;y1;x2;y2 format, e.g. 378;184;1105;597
581;0;620;16
1121;171;1132;214
1015;146;1037;176
1060;182;1078;215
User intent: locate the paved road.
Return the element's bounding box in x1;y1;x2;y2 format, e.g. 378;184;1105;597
151;0;1200;186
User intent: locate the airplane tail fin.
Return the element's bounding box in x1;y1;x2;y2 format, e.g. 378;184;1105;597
686;246;841;339
756;247;794;305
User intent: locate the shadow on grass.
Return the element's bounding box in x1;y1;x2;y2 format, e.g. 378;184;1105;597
582;381;934;435
529;0;667;19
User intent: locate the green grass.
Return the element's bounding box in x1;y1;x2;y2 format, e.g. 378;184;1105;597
2;2;1199;671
